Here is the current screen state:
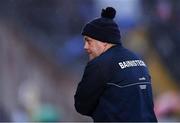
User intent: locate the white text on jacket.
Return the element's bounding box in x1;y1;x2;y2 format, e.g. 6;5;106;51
118;60;146;69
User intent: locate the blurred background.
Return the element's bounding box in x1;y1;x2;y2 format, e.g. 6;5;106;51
0;0;180;122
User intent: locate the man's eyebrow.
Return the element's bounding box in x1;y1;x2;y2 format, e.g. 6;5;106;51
84;37;90;41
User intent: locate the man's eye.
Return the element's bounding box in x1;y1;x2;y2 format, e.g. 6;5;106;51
86;40;90;43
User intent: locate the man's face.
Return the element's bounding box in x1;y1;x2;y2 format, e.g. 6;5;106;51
83;36;107;61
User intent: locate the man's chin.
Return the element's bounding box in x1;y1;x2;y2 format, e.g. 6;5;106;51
89;55;96;61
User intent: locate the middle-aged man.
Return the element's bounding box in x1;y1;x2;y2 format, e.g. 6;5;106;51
74;7;157;122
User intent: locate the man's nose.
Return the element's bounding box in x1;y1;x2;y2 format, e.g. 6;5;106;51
84;42;88;50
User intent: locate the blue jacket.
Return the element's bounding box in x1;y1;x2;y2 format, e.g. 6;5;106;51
74;45;157;122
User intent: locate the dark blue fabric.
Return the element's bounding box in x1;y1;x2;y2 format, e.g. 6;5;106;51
74;45;157;122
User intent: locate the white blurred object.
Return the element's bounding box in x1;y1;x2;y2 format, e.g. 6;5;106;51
95;0;142;22
18;71;42;114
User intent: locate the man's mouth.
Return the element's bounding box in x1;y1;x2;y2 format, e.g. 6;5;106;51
85;50;91;54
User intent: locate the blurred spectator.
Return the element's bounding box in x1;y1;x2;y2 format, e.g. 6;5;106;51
32;103;61;122
155;91;180;121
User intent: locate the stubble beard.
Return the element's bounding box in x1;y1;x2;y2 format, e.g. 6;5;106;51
89;54;94;61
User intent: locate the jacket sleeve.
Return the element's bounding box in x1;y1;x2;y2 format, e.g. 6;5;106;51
74;61;105;116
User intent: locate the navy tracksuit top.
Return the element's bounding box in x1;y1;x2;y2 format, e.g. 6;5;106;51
74;44;157;122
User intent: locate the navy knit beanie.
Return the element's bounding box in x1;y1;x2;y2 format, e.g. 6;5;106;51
82;7;121;44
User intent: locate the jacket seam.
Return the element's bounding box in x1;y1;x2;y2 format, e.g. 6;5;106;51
106;82;151;88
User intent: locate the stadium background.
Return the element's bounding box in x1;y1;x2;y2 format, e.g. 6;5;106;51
0;0;180;122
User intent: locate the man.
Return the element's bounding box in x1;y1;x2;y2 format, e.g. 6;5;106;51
74;7;157;122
